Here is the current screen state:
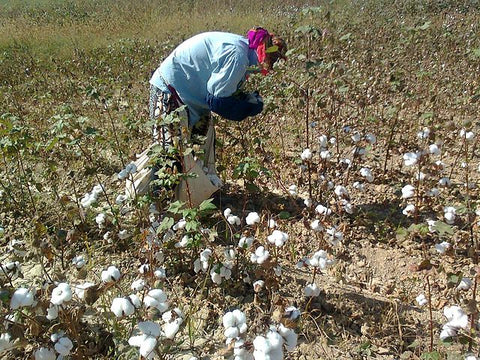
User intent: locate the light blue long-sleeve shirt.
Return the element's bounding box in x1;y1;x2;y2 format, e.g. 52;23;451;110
150;32;259;126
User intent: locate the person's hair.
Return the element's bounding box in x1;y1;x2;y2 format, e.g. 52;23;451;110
264;35;287;70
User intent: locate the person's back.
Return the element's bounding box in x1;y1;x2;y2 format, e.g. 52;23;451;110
150;32;258;126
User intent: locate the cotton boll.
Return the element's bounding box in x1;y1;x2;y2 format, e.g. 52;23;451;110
365;133;376;144
162;308;184;339
131;279;145;292
111;297;135;317
319;135;328;148
95;213;106;228
269;219;277;228
73;282;94;300
115;194;127;204
402;204;416;217
143;289;168;313
438;177;451;187
172;219;187;231
304;283;320;297
360;167;373;182
351;133;361;143
10;287;35;310
34;347;56;360
403;152;420;166
139;264;150;274
401;185;415;199
353;181;365;191
46;304;59;320
118;229;130;240
238;236;254;249
267;230;288;247
301;148;312;160
417;127;430;139
444;305;469;329
101;266;121;283
227;215;241;226
457;277;472;291
54;337;73;356
416;294;427;306
315;204;332;216
440;324;457;340
138;321;161;337
250;246;269;264
288;185;298;196
435;241;451;254
246;212;261;226
429;144;440;155
320;150;331;160
139;336;157;359
117;169;129;180
310;220;323;232
334;185;348;198
72;255;86;269
253;280;265;293
278;324;298;351
224;208;232;217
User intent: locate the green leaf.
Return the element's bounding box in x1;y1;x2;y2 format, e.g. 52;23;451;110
199;199;217;212
339;33;352;41
420;351;440;360
278;211;291;219
158;217;174;232
432;221;454;236
266;45;279;54
396;226;408;241
418;21;431;31
471;48;480;59
168;201;184;214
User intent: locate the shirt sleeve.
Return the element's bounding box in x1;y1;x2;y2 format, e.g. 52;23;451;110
206;49;248;97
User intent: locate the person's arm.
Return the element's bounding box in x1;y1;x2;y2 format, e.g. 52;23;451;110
205;52;263;121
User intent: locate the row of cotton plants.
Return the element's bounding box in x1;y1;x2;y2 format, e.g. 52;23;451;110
0;152;338;360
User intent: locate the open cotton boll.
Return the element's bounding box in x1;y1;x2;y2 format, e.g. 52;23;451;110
73;282;94;300
277;324;298;352
144;289;168;313
118;229;130;240
131;279;146;292
326;227;343;246
320;150;331;160
315;204;332;216
10;287;35;310
238;236;254;249
435;241;451;254
246;212;261;226
304;283;321;297
34;347;56;360
308;250;335;269
250;246;269;264
46;304;58;320
334;185;348;198
460;129;475;141
0;333;14;353
319;135;328;148
443;305;469;330
227;215;241;226
137;336;157;359
440;324;457;340
310;219;323;232
223;309;248;339
401;185;415;199
162;308;184;339
172;219;187;231
429;144;441;155
267;230;288;247
253;280;265;293
365;133;376;144
54;336;73;356
72;255;86;269
416;294;427;306
101;265;121;283
360;167;373;182
438;177;451;187
403;152;420;166
402;204;416;217
288;185;298;196
95;213;106;228
417;127;430;139
351;133;361;143
115;194;127;204
301;148;312;160
457;277;472;291
111;297;135;317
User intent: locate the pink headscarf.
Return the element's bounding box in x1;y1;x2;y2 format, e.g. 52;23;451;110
247;27;270;64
